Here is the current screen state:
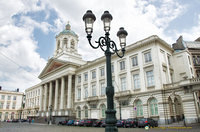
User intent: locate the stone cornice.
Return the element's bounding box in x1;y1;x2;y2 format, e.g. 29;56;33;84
76;35;173;72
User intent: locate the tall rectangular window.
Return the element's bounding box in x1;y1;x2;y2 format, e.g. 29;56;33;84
7;96;11;100
111;64;114;73
144;51;152;63
133;74;140;89
120;61;125;70
13;96;16;100
1;95;5;100
84;73;88;81
121;77;126;91
92;84;96;96
146;70;154;87
0;102;4;109
84;86;88;98
78;75;81;83
6;102;10;109
132;56;138;66
167;55;171;65
78;88;81;99
100;68;105;77
92;71;96;79
100;82;105;95
12;103;16;109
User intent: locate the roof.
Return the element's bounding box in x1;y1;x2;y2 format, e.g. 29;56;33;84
56;24;78;37
185;41;200;49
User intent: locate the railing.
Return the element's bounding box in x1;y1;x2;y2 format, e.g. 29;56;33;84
115;90;131;97
163;77;200;89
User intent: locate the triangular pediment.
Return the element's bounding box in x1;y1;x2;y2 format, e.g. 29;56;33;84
38;58;66;79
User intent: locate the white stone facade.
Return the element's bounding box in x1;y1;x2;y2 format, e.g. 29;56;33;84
24;25;200;125
0;90;23;121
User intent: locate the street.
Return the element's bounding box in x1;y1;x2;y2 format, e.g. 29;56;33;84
0;122;200;132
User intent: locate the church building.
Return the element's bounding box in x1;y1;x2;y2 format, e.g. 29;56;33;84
23;24;200;125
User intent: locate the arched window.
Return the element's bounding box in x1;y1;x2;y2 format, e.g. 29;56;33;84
71;39;75;49
77;107;81;118
136;100;143;116
57;40;60;50
149;98;158;116
101;104;106;118
63;38;68;48
84;106;88;118
5;112;8;120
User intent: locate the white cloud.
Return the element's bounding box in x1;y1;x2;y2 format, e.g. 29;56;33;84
0;0;196;92
0;0;47;92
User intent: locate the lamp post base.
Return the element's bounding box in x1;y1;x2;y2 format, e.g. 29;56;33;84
105;125;118;132
49;121;52;125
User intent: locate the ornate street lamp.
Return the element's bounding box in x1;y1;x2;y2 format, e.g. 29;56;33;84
49;105;53;125
83;10;128;132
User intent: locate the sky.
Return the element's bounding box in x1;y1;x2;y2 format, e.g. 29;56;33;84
0;0;200;92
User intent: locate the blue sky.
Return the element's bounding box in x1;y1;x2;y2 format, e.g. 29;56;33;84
0;0;200;91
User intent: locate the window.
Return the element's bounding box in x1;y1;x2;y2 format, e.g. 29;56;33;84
84;73;88;81
77;107;81;118
100;82;106;95
78;88;81;99
133;74;140;89
100;67;105;77
101;104;106;118
1;95;5;100
12;103;16;109
92;84;96;96
188;56;191;65
121;100;129;106
7;96;11;100
92;71;96;79
136;100;143;116
121;77;126;91
90;104;97;109
149;98;158;116
0;112;2;119
0;102;4;109
84;86;88;98
13;96;16;100
6;102;10;109
111;64;114;73
120;61;125;70
144;51;152;63
167;55;171;65
38;89;40;95
78;75;81;83
63;38;68;46
146;70;154;87
84;106;88;118
132;56;138;66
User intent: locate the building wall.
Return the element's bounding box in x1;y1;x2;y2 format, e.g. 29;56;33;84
0;90;23;121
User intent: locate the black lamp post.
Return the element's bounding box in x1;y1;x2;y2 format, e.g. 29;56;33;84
49;105;53;125
83;10;128;132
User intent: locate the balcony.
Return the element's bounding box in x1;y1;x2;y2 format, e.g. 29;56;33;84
163;77;200;89
86;96;98;102
115;90;131;98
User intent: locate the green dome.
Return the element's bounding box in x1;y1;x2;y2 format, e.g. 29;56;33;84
57;23;78;37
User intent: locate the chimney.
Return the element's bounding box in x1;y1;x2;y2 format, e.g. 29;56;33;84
17;88;19;92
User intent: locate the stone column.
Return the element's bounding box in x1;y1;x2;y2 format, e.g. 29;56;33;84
39;86;43;111
43;83;48;111
60;76;65;110
54;79;59;110
49;81;53;107
67;74;72;109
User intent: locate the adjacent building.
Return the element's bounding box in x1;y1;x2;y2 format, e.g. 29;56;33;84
24;24;200;125
0;88;24;121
